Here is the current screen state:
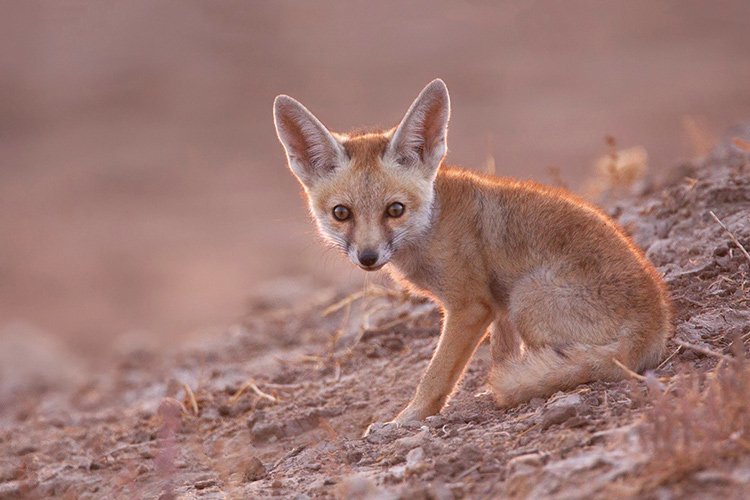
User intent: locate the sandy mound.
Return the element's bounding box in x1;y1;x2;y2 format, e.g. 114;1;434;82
1;135;749;499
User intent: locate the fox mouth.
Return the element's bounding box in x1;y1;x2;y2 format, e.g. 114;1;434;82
359;262;386;272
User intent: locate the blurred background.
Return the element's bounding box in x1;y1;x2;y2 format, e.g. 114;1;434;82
2;1;750;363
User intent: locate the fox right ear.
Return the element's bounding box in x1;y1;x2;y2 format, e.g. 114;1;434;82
273;95;346;186
386;79;451;177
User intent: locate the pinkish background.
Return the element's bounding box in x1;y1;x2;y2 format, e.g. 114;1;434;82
2;1;749;360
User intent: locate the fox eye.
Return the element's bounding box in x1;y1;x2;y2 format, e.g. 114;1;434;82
332;205;351;221
386;202;405;218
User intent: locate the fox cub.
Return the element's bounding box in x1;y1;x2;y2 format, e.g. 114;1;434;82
273;79;671;423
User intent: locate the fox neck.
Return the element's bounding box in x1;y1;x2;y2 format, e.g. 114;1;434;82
389;188;440;275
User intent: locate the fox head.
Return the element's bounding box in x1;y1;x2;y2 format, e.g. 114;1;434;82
273;79;450;271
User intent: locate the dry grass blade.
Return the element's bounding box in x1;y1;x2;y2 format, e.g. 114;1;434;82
363;316;410;334
682;116;715;156
456;464;481;480
100;441;151;459
656;346;682;371
230;379;278;405
321;285;405;317
298;354;326;363
732;137;750;152
183;383;199;416
638;349;750;490
322;290;366;317
709;210;750;266
612;358;647;381
485;153;496;175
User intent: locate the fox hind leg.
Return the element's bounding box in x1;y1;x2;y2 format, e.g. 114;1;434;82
489;313;522;364
489;269;629;407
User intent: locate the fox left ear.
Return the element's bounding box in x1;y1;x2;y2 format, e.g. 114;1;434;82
386;79;451;176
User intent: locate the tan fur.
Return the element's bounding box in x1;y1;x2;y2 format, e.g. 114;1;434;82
273;80;672;423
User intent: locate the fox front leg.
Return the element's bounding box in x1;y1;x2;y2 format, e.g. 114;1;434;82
393;302;493;423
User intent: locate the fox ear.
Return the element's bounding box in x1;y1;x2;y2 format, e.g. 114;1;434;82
386;79;450;175
273;95;346;186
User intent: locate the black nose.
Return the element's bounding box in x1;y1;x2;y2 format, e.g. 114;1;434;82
358;250;379;267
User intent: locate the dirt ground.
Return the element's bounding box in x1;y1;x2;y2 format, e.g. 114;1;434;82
1;134;749;498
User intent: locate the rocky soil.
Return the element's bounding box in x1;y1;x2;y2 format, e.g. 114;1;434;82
1;135;749;499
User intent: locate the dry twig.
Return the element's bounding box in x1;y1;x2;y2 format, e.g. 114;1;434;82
674;339;733;362
656;346;682;371
183;383;199;416
230;380;278;405
613;358;647;381
709;210;750;266
322;291;366;317
321;285;398;317
732;137;750;152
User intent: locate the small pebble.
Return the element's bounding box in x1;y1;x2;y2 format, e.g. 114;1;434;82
194;479;216;490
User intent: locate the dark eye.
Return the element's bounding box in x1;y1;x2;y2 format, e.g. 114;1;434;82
386;202;405;218
332;205;351;221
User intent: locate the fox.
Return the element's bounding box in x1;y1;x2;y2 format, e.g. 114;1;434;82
272;79;671;424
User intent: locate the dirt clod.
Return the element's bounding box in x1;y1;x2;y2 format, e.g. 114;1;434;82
194;479;216;490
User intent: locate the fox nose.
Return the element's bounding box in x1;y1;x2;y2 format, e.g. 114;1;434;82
358;250;379;267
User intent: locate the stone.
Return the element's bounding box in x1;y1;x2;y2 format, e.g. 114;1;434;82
405;447;426;473
539;393;589;429
242;457;267;482
365;422;400;444
394;428;431;452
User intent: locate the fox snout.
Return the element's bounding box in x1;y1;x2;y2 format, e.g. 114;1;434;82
345;216;395;271
349;245;389;271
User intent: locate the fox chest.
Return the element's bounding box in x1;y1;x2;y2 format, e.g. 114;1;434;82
389;255;443;300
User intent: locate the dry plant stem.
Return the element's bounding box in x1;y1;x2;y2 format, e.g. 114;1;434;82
656;346;683;371
299;354;326;363
674;339;733;362
321;284;398;317
456;464;481;480
262;381;305;390
329;299;353;357
613;358;648;381
333;360;341;382
363;316;411;334
514;423;539;439
230;380;278;405
322;291;366;317
709;210;750;266
100;441;151;459
183;383;199;416
732;137;750;152
362;303;394;330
